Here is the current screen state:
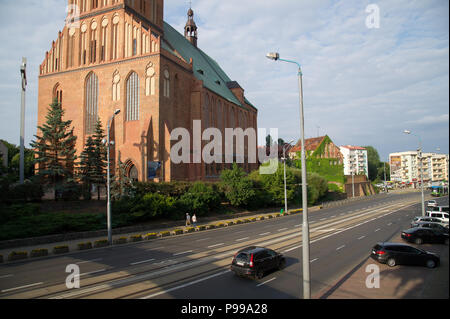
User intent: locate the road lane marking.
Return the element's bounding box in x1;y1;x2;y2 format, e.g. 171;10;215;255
146;246;165;251
336;245;345;251
256;277;277;287
331;215;336;218
195;238;210;242
294;224;301;227
236;237;250;242
0;275;13;279
207;243;224;248
358;236;366;240
76;258;102;265
320;218;327;221
278;228;288;232
259;232;271;236
141;270;231;299
173;250;193;256
77;269;106;277
130;259;156;266
375;228;381;232
1;282;44;293
283;245;302;253
310;258;319;263
387;223;392;226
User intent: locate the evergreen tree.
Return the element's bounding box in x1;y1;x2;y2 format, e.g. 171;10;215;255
30;98;77;200
78;136;96;200
110;159;135;200
91;120;107;200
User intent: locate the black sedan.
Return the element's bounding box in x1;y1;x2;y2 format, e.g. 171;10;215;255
230;246;286;279
401;227;449;245
371;242;440;268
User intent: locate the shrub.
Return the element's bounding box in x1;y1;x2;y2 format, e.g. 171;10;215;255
94;239;109;248
130;193;176;222
30;249;48;258
144;233;157;240
207;224;216;229
226;221;234;226
130;234;143;242
216;223;225;228
172;229;183;235
160;231;171;237
77;242;93;250
220;164;256;207
235;219;243;224
185;227;195;233
258;216;265;220
53;245;69;254
178;182;221;217
113;237;128;245
8;251;28;261
197;225;206;231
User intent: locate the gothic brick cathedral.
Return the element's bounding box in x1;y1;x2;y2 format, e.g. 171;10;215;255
38;0;258;182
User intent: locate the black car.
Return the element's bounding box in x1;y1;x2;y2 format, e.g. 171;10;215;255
230;246;286;279
410;222;449;233
401;227;449;245
371;242;440;268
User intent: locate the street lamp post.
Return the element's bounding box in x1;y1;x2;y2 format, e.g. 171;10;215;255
404;130;425;216
282;141;294;215
267;52;310;299
106;109;121;245
19;57;27;184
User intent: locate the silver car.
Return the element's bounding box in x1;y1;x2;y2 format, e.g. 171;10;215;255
410;221;449;233
412;216;448;227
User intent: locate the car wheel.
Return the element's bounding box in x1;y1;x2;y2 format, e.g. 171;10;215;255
278;259;286;270
426;259;436;269
387;258;396;267
256;269;264;280
415;238;423;245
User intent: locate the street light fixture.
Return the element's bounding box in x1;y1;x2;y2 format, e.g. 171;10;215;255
267;52;310;299
106;109;121;245
19;57;27;184
403;129;425;216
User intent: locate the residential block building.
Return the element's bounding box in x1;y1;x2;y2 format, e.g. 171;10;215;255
339;145;368;178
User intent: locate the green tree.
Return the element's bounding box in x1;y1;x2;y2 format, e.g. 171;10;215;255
78;136;96;200
91;120;107;200
220;163;255;207
30;98;77;200
110;159;135;200
179;181;221;216
363;146;381;181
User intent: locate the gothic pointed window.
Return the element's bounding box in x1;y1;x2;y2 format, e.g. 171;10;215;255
85;72;99;134
126;72;139;121
145;63;155;96
163;69;170;98
112;70;120;101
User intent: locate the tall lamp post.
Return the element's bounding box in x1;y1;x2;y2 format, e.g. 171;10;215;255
282;140;294;214
19;58;27;184
266;52;310;299
404;130;425;216
106;109;121;245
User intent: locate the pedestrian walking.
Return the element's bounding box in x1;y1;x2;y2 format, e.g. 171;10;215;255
186;213;191;227
192;214;197;227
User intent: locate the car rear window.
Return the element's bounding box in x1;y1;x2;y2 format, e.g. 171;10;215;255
442;207;449;213
235;253;250;263
373;244;382;251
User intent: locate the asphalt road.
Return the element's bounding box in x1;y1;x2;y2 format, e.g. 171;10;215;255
0;191;447;299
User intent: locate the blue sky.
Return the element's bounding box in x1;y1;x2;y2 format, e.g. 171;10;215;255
0;0;448;161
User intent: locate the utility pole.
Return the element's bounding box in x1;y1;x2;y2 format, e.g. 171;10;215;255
20;57;27;184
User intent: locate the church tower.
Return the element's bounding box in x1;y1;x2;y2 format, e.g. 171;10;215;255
184;7;198;47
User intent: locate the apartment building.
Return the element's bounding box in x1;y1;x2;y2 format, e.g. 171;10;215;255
339;145;368;178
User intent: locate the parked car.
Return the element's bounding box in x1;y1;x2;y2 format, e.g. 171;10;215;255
411;217;449;228
431;205;449;213
401;227;449;245
371;242;440;268
425;211;449;223
410;222;449;233
427;200;438;207
230;246;286;279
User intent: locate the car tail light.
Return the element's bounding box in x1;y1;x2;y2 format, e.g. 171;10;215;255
376;250;385;255
404;233;411;238
249;254;254;268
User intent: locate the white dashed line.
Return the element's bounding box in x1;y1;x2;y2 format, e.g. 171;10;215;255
259;232;271;236
76;258;102;265
375;228;381;232
1;282;44;293
310;258;319;263
77;269;106;277
207;243;224;248
358;236;366;240
336;245;346;251
173;250;193;256
236;237;250;242
130;259;156;266
256;277;277;287
278;228;288;232
0;274;13;279
387;223;392;226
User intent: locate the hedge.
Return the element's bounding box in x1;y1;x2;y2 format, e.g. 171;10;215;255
113;237;128;245
53;245;69;254
160;231;171;237
77;242;93;250
197;225;207;231
94;239;109;248
130;234;143;242
185;227;195;233
144;233;157;240
8;251;28;261
172;229;183;235
30;249;48;258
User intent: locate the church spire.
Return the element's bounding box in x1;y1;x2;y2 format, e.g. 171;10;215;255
184;6;198;47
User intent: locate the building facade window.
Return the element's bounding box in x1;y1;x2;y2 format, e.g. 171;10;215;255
145;63;156;96
163;69;170;98
85;72;99;134
126;72;139;121
112;70;120;101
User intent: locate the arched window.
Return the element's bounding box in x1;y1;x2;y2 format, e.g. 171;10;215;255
145;63;156;96
112;70;120;101
85;72;98;134
126;72;139;121
53;84;63;105
163;69;170;98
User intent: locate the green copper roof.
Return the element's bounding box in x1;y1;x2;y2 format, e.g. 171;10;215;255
163;21;256;109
